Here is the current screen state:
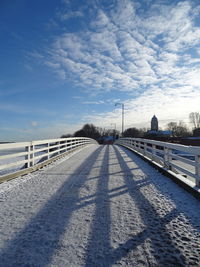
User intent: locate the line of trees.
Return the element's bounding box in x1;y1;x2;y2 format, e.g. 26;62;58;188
123;127;147;138
61;112;200;140
165;112;200;137
122;122;192;138
61;123;120;141
166;121;190;137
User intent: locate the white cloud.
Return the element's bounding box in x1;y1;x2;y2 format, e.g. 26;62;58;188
59;11;83;21
90;10;110;29
110;0;137;29
82;100;105;105
44;0;200;92
143;1;200;52
42;0;200;129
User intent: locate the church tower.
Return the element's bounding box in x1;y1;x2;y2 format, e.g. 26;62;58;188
151;115;158;131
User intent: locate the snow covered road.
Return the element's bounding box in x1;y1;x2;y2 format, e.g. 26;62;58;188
0;144;200;266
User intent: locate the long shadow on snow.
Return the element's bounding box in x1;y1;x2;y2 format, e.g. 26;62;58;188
110;145;200;266
115;145;200;234
83;145;167;266
84;145;186;266
0;146;104;267
84;145;112;267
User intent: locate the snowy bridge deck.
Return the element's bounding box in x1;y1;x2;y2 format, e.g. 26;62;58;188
0;144;200;266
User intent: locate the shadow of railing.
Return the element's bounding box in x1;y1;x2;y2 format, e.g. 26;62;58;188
115;145;200;233
83;144;188;266
0;146;104;266
84;145;111;267
1;144;200;266
110;145;200;266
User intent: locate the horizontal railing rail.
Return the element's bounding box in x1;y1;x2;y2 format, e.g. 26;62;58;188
115;138;200;187
0;137;97;183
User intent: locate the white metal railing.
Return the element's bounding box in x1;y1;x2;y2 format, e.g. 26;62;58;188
115;138;200;187
0;137;97;182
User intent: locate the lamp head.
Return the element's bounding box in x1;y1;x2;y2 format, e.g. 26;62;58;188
115;102;121;107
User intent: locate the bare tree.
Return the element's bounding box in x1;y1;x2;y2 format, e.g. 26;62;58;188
166;122;177;134
73;124;120;143
123;127;145;137
189;112;200;129
74;124;101;140
167;121;190;137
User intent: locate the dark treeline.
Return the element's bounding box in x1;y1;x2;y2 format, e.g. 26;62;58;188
123;127;146;138
61;123;120;142
61;112;200;143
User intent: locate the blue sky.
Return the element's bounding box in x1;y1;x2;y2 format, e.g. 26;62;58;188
0;0;200;141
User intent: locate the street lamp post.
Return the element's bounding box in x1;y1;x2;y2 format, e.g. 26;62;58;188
115;103;124;136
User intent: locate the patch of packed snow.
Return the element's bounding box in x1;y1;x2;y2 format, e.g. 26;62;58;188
0;144;200;266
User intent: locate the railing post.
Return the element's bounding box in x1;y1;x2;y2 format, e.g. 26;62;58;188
134;141;138;151
130;139;133;148
152;144;156;161
81;139;84;147
138;141;141;152
25;146;30;168
138;141;142;153
195;155;200;187
168;148;172;170
47;143;50;160
164;147;172;170
76;139;79;148
65;140;68;151
144;142;147;156
75;139;78;149
137;141;140;151
31;145;35;166
140;142;144;155
58;141;61;154
164;147;169;169
133;140;136;150
66;139;69;151
25;145;34;168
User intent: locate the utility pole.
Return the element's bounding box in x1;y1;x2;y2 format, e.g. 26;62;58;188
115;103;124;136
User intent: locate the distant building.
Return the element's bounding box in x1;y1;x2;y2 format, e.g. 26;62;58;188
151;115;158;131
146;115;172;137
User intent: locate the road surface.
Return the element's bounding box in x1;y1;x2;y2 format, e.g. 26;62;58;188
0;144;200;266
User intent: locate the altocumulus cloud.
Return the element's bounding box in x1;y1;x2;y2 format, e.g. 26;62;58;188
44;0;200;127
